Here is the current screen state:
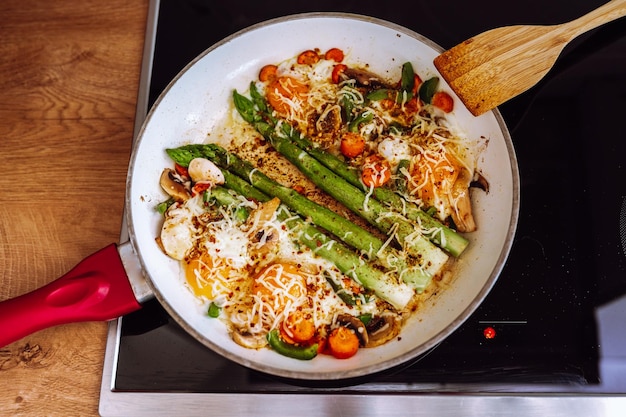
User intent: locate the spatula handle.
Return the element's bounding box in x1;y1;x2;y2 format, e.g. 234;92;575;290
563;0;626;40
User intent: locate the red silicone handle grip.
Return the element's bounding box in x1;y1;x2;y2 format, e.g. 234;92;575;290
0;244;142;347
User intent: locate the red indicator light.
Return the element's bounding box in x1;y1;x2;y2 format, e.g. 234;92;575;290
483;326;497;339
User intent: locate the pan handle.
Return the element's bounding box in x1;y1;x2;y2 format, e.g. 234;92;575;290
0;244;142;347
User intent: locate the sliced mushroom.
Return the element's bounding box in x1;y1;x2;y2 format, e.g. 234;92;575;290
470;170;490;193
246;198;281;271
247;197;280;226
160;168;190;201
246;198;280;249
365;314;401;348
342;67;392;88
188;157;225;184
336;313;368;347
231;330;268;350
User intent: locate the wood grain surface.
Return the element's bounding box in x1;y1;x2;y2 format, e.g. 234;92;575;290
0;0;148;415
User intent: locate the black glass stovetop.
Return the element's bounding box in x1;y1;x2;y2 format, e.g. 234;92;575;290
113;0;626;393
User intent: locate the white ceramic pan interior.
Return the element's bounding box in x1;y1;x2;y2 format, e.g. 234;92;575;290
126;12;520;380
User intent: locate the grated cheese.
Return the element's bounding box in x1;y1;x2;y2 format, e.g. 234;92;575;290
159;49;485;357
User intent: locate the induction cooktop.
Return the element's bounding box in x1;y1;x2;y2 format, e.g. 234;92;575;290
99;1;626;416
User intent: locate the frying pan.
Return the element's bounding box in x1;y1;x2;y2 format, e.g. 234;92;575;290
0;13;519;380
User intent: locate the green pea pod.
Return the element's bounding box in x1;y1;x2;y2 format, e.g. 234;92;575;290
400;62;415;92
325;276;357;306
358;313;373;326
419;77;440;104
395;159;411;194
348;110;373;132
266;329;318;360
366;88;392;101
207;302;221;318
367;88;414;104
340;94;355;124
156;198;175;215
233;206;250;222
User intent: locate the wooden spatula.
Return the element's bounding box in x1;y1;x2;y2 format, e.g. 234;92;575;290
433;0;626;116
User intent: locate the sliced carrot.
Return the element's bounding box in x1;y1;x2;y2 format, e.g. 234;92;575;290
361;155;391;188
324;47;344;62
340;132;366;158
259;64;278;82
266;76;309;116
281;311;316;343
327;326;359;359
331;64;347;84
432;91;454;113
297;50;320;65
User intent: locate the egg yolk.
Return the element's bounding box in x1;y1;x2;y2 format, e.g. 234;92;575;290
184;254;231;299
252;263;307;312
410;153;461;203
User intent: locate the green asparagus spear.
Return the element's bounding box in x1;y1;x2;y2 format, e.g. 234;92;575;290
233;85;468;257
208;185;414;310
279;124;469;257
208;185;371;305
229;90;448;277
167;145;433;291
168;145;383;258
265;131;449;277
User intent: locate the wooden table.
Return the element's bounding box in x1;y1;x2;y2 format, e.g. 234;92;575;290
0;0;148;415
